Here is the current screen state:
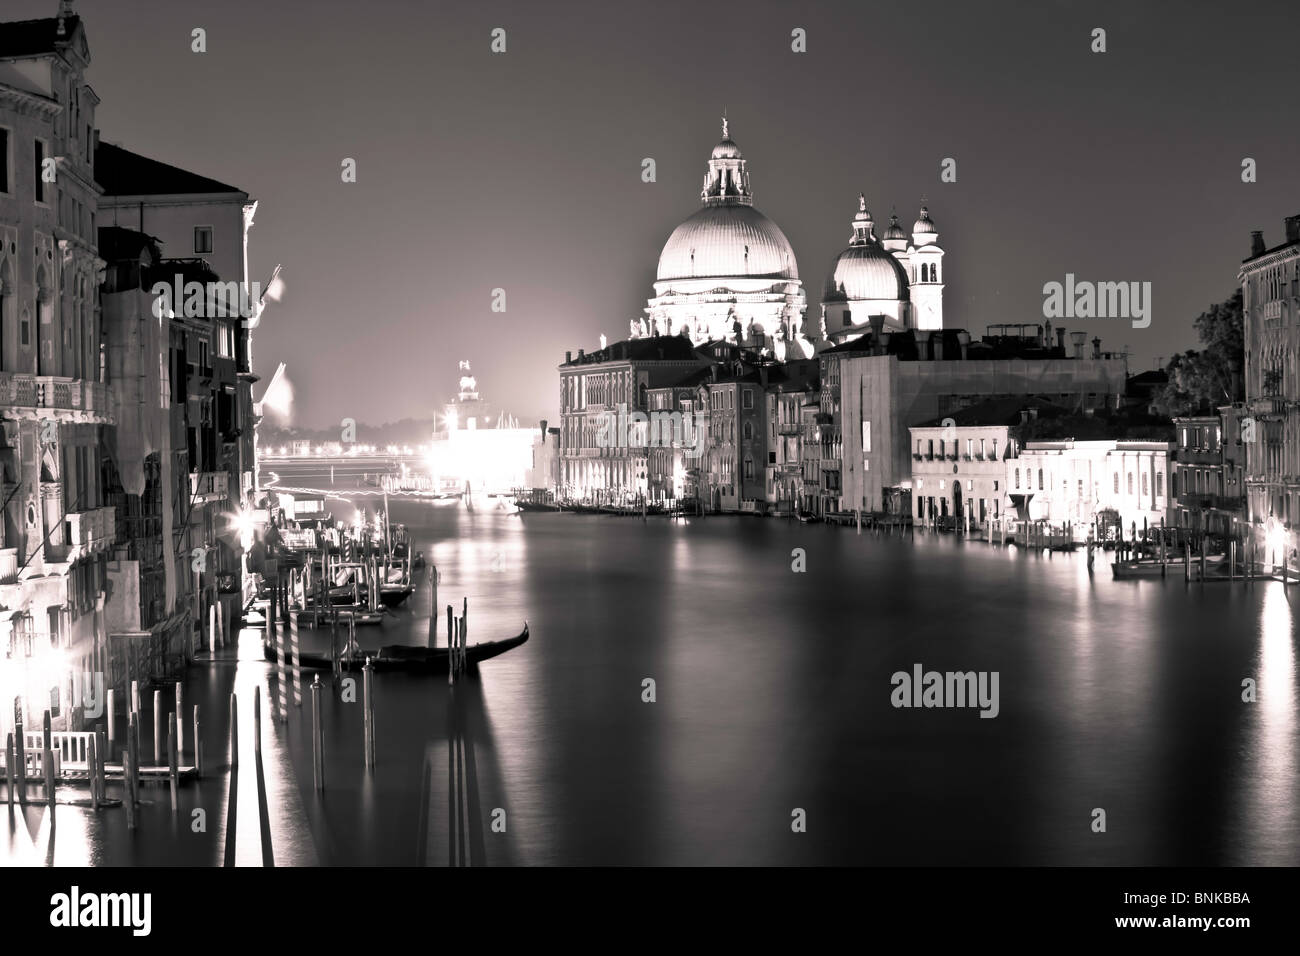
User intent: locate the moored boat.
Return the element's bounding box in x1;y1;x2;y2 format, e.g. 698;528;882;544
264;622;530;672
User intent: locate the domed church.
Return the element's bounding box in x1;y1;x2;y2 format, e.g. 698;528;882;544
635;120;815;360
630;120;946;356
818;197;945;347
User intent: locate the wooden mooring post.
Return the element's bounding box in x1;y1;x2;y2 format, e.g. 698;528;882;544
106;688;116;759
95;730;107;804
168;714;179;811
5;732;14;808
43;710;55;812
153;689;163;766
175;683;184;755
363;657;375;770
229;692;239;771
311;675;325;791
87;733;100;810
193;705;203;778
290;611;302;707
14;717;26;804
125;712;140;830
254;686;262;757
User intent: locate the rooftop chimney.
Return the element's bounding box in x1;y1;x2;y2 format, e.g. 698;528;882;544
565;350;572;364
1055;327;1067;352
1043;320;1053;349
957;330;971;360
1251;231;1266;257
1286;216;1300;244
577;348;585;361
540;419;548;438
1070;330;1086;359
1092;336;1102;359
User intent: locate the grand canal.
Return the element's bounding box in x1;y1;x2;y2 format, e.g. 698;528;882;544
6;459;1299;866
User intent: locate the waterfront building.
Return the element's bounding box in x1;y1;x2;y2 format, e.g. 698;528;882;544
765;361;818;514
1008;440;1172;540
1170;414;1244;538
644;372;708;503
837;326;1128;515
94;140;261;519
524;420;560;497
908;398;1064;529
0;3;116;736
1240;215;1300;567
557;337;711;500
99;229;203;694
427;362;536;496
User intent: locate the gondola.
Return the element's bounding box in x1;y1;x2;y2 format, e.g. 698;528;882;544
264;622;529;672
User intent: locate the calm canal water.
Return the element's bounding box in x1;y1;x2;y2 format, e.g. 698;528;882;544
7;460;1299;866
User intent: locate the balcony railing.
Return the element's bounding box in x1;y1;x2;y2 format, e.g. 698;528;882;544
0;547;17;584
189;471;230;504
1250;397;1286;420
0;373;113;421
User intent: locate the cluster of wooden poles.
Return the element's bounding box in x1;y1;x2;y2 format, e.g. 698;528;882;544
4;681;202;829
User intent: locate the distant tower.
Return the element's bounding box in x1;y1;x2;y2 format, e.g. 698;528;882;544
457;360;479;402
909;205;944;330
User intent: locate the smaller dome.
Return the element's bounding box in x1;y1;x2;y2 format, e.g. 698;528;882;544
913;206;937;235
823;242;910;302
883;214;907;241
711;138;742;159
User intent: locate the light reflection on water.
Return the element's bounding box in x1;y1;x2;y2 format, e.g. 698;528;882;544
6;465;1300;865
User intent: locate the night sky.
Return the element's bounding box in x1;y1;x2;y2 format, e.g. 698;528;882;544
12;0;1300;429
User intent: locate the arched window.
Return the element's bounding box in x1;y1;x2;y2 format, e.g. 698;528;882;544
1156;472;1163;497
1015;468;1020;489
1037;469;1043;490
1127;473;1133;495
1113;472;1119;494
1142;473;1148;497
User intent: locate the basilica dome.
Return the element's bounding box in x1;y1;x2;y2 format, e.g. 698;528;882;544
656;204;799;282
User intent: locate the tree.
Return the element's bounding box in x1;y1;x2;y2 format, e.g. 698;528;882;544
1154;290;1244;416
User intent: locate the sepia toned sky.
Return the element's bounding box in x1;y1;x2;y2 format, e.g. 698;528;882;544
11;0;1300;428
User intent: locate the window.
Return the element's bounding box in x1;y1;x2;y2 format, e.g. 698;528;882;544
742;422;752;440
195;226;214;255
743;458;753;480
979;438;986;459
743;388;753;410
991;439;998;460
862;421;871;453
1156;472;1163;498
965;438;973;458
993;480;999;491
1015;468;1020;489
1113;472;1119;494
1142;473;1149;496
34;139;46;203
928;439;934;458
1127;473;1133;495
0;127;8;193
1037;469;1043;491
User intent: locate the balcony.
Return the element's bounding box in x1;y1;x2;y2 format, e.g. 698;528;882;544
0;373;114;424
0;547;17;584
189;471;230;505
1250;397;1286;421
65;506;117;555
777;422;801;436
